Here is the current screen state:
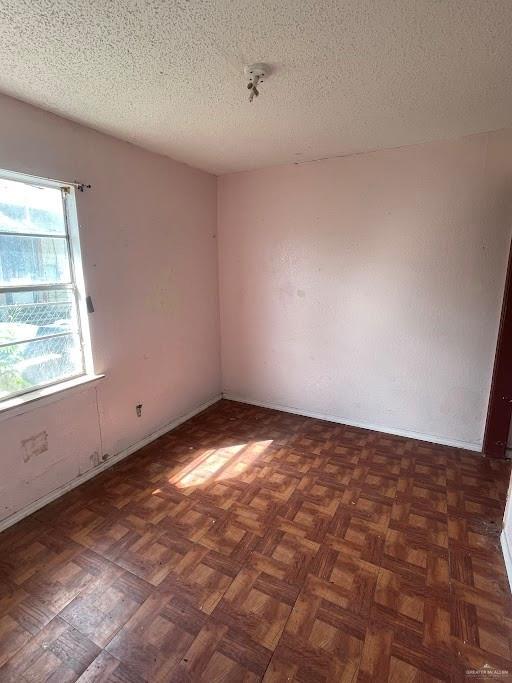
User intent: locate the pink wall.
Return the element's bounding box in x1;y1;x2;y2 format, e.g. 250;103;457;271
0;94;221;525
218;130;512;449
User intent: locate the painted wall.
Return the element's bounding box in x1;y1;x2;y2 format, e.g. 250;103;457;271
0;94;220;524
218;130;512;449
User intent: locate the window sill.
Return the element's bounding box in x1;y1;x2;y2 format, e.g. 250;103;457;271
0;374;105;422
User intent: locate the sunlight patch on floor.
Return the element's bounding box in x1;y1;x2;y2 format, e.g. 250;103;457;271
167;440;273;489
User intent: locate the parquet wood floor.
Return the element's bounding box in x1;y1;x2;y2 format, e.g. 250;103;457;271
0;399;511;682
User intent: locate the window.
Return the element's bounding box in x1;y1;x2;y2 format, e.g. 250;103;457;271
0;169;94;403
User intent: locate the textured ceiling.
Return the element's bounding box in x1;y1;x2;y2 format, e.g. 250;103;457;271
1;1;512;174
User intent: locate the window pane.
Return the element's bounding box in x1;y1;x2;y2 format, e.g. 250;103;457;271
0;233;71;285
0;333;83;399
0;289;79;345
0;178;65;235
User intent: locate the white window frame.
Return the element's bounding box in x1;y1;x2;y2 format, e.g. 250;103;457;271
0;167;96;407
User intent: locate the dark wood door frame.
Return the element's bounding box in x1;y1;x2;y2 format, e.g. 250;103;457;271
483;237;512;458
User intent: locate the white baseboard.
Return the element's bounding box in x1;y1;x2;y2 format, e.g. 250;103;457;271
222;393;482;452
501;531;512;593
0;394;221;534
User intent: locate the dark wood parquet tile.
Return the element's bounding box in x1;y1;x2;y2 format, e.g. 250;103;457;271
105;592;207;682
59;568;152;648
157;545;241;615
77;650;144;682
0;399;511;682
170;619;271;682
0;616;100;682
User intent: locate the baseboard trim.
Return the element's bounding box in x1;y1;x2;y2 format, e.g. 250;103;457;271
501;531;512;593
0;393;221;534
222;393;482;452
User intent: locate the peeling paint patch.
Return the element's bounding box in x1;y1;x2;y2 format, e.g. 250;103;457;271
79;449;102;475
21;431;48;463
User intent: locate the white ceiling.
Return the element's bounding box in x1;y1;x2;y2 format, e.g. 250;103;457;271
1;1;512;175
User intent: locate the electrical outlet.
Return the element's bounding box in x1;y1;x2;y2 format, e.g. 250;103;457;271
136;404;142;417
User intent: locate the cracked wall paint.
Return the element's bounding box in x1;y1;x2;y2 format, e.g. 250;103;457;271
21;430;48;463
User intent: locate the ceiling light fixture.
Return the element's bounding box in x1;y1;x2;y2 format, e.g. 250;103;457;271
245;63;270;103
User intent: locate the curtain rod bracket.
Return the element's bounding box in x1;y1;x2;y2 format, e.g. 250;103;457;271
73;181;92;192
